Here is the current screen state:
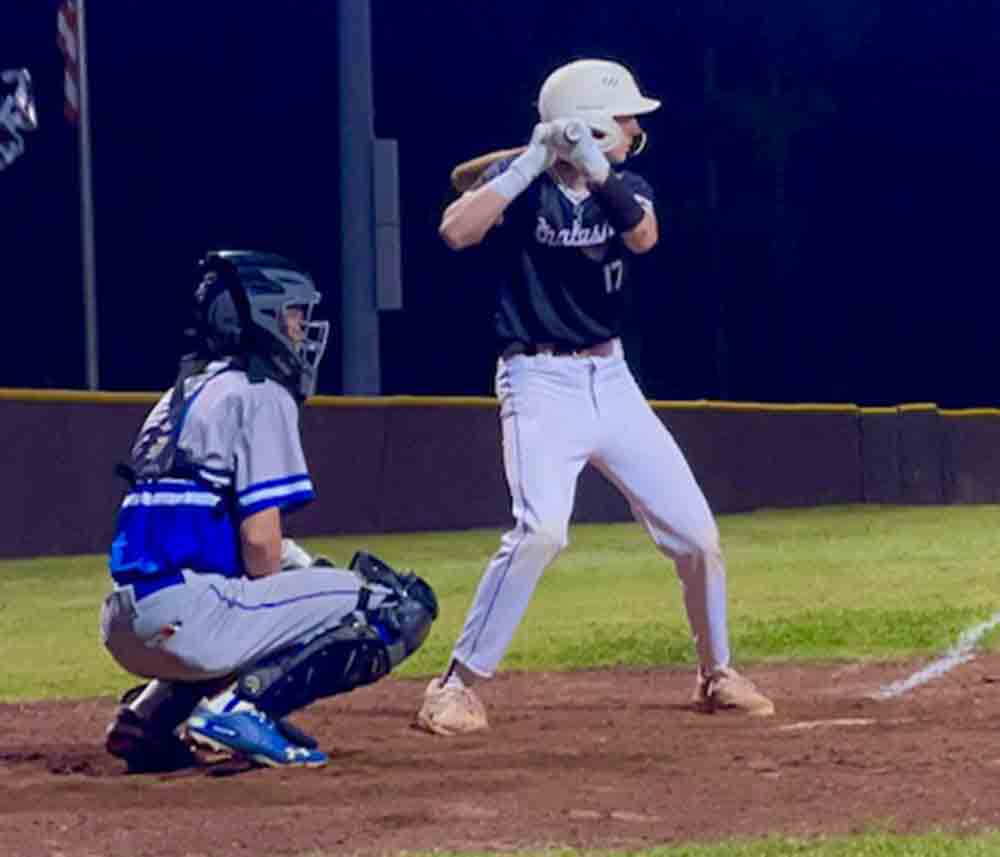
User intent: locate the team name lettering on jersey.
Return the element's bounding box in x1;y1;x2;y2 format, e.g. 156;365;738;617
534;214;615;248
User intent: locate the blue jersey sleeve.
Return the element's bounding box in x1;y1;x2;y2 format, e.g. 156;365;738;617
234;383;315;520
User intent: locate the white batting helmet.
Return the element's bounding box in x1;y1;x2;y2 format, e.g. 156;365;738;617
537;59;660;156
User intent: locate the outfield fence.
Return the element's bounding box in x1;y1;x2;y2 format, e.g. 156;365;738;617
2;391;998;559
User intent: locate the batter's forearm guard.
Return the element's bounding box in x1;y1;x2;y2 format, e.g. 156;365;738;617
588;173;645;234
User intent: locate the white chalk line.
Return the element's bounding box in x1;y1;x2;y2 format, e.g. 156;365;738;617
872;610;1000;700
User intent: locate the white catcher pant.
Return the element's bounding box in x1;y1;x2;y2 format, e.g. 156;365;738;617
101;567;367;681
452;342;731;677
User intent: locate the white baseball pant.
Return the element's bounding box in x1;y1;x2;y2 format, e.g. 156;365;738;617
452;340;731;676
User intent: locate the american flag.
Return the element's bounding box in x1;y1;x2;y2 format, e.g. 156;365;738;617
56;0;80;125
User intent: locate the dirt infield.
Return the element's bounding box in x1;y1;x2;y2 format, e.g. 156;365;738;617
2;657;1000;857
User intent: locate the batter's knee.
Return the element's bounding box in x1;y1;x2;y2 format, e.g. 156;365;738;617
519;523;568;564
674;535;724;580
654;521;721;567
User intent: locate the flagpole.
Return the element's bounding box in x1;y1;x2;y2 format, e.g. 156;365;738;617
76;0;99;390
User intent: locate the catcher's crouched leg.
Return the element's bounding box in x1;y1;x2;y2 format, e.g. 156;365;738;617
105;679;232;772
233;553;438;721
105;707;198;772
106;684;198;772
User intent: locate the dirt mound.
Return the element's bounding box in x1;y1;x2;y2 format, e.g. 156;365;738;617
3;658;1000;857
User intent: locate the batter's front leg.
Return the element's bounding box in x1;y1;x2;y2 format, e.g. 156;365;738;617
416;357;597;736
452;400;589;676
451;524;560;677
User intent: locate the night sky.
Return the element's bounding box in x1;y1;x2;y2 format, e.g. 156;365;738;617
2;1;999;407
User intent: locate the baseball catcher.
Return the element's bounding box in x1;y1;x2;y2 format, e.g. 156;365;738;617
101;251;438;771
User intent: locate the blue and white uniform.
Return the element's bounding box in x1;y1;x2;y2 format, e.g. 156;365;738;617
451;162;732;678
100;361;367;682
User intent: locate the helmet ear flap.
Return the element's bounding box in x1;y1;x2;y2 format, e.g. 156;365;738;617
194;253;253;356
629;130;648;157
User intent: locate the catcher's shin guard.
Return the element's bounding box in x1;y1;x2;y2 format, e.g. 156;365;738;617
235;558;438;720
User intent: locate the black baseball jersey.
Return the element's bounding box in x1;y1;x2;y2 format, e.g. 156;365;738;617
481;158;654;354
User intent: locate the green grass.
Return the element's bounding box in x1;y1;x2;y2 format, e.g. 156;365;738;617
1;505;998;703
4;506;1000;857
345;832;1000;856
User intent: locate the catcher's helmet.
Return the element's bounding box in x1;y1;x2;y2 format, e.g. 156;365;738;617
192;250;330;400
538;59;660;156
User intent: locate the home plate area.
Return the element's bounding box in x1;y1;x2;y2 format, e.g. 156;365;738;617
2;657;1000;857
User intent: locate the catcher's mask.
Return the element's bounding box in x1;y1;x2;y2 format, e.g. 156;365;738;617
192;250;330;400
537;58;660;158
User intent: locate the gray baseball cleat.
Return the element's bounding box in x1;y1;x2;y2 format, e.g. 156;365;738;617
692;667;775;716
415;677;489;736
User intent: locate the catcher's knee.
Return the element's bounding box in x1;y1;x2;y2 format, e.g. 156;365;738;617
234;556;438;720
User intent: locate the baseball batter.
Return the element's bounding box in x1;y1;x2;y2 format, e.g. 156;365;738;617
416;59;773;736
101;251;438;770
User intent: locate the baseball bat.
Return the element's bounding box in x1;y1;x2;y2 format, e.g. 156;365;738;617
449;123;585;193
450;146;526;193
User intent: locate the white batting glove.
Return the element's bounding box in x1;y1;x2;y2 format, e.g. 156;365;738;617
488;122;557;201
550;118;610;185
280;537;314;571
523;121;558;174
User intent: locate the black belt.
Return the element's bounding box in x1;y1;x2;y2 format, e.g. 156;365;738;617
112;569;186;601
501;340;617;360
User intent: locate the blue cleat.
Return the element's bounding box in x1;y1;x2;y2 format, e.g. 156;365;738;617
185;706;328;768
